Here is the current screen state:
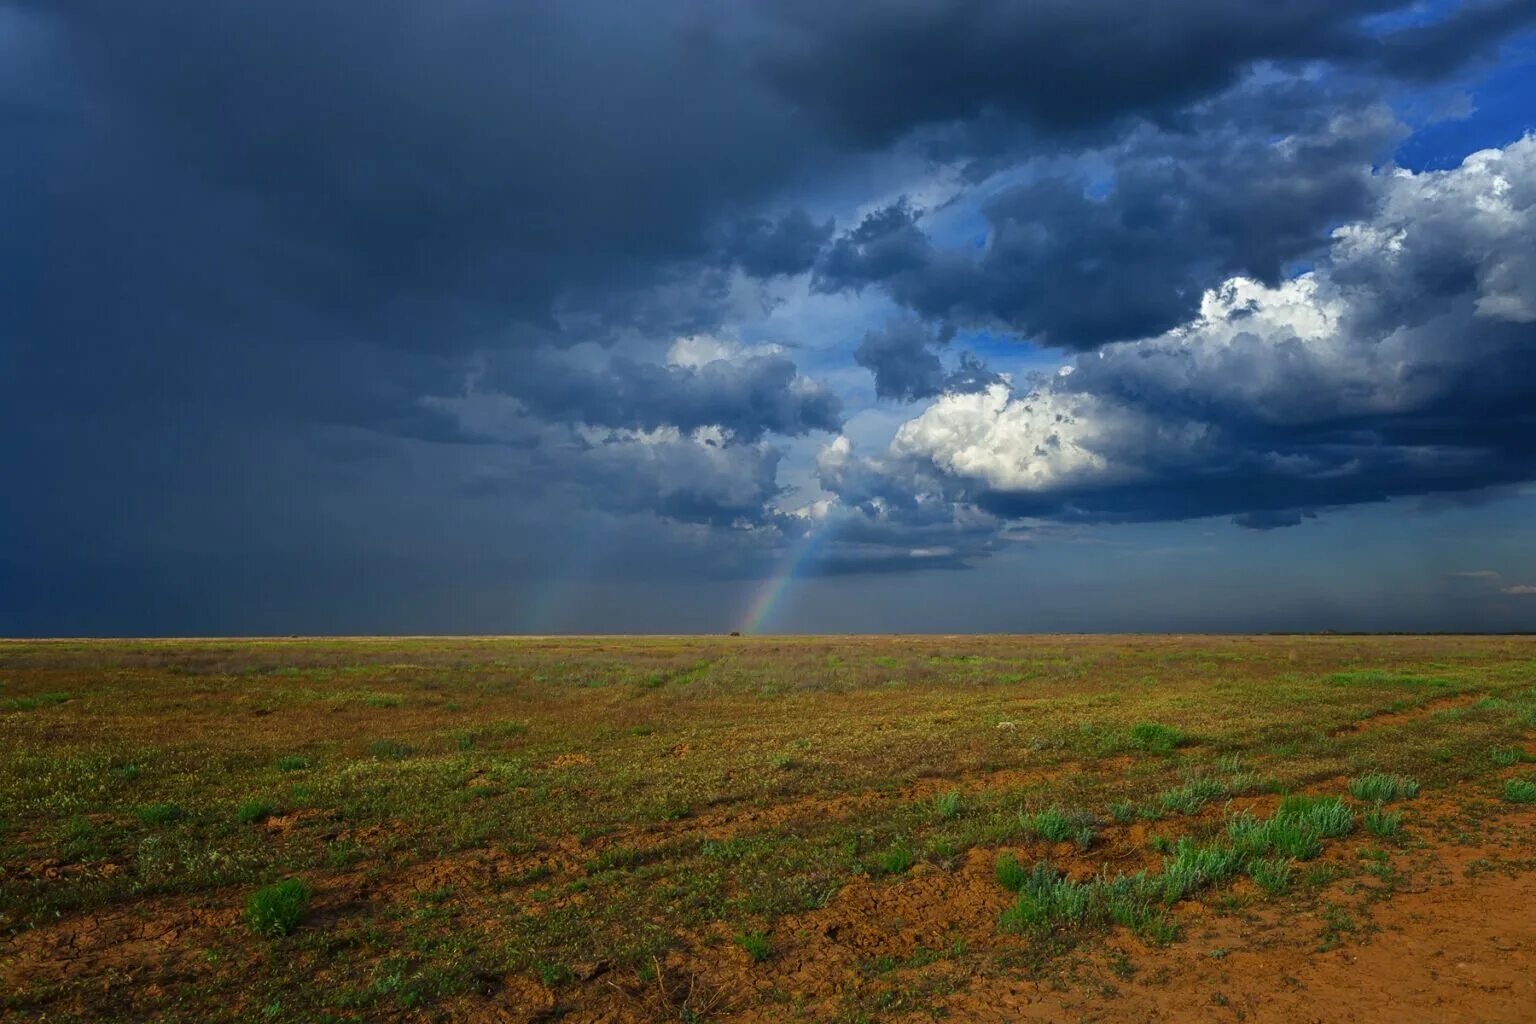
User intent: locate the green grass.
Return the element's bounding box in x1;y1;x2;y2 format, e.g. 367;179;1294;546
237;798;277;824
1278;795;1355;838
1363;804;1403;838
1347;773;1420;803
1157;777;1226;814
245;878;312;937
4;634;1535;1022
0;691;70;711
134;803;185;825
1129;721;1186;755
874;843;915;875
1503;778;1536;804
1490;746;1523;767
735;931;772;963
1019;805;1100;848
1247;856;1294;895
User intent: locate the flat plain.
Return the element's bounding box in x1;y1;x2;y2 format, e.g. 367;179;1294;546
2;635;1535;1023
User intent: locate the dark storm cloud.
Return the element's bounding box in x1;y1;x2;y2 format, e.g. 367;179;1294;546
5;0;1536;633
493;345;842;442
817;95;1406;348
719;209;835;279
1371;0;1536;80
853;318;1001;401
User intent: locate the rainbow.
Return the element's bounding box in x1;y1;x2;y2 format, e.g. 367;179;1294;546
736;524;832;634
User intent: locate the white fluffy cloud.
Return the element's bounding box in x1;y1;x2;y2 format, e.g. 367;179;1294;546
822;135;1536;538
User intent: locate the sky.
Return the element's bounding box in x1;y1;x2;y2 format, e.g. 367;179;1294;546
5;0;1536;636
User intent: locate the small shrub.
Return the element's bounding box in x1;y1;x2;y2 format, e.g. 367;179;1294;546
1129;722;1185;755
1347;773;1420;804
246;878;312;936
367;739;412;760
735;931;771;962
135;803;185;825
933;790;961;820
1503;778;1536;804
237;799;277;824
276;755;309;772
1363;804;1402;838
1249;857;1294;895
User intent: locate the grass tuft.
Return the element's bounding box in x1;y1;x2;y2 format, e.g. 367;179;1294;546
1020;805;1100;848
1157;777;1225;815
276;755;309;772
366;739;412;760
1490;746;1522;767
237;799;277;824
1363;803;1403;838
1129;722;1185;755
735;931;771;963
135;803;185;825
874;843;915;875
246;878;312;937
1347;773;1420;803
1503;778;1536;804
1248;857;1294;895
932;790;961;820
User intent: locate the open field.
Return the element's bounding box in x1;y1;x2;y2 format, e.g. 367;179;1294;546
3;635;1535;1023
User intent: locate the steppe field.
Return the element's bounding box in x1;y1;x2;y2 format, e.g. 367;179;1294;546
3;635;1535;1023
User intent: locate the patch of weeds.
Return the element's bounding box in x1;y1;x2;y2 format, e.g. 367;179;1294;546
1109;801;1136;824
246;878;312;936
1363;804;1403;838
1020;805;1100;848
768;751;797;771
1159;839;1242;902
1;691;70;711
1502;778;1536;804
113;763;141;781
1248;857;1294;895
276;755;309;772
1129;722;1185;755
588;845;641;872
932;790;961;821
1227;808;1323;861
1490;746;1522;768
735;931;772;963
1347;773;1420;803
135;803;185;825
998;861;1176;942
1278;795;1355;838
995;852;1035;892
1157;777;1226;815
367;739;412;760
237;798;277;824
874;843;915;875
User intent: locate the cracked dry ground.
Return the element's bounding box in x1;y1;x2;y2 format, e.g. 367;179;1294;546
3;635;1536;1023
